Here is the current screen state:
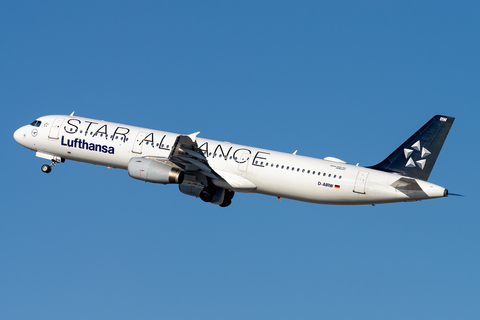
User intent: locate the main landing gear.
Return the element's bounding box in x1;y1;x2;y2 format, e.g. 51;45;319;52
41;157;64;173
219;190;235;208
200;185;235;207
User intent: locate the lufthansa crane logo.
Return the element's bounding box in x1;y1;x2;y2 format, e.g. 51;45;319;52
404;140;431;170
31;129;38;137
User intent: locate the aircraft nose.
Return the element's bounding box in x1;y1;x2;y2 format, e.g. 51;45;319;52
13;127;26;144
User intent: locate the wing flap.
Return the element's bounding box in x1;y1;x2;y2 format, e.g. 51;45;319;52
213;169;257;191
178;155;212;172
155;133;255;191
180;148;207;161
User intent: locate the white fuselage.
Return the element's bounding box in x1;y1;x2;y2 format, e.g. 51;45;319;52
14;115;447;205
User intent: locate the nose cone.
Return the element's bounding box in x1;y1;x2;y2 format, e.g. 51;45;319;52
14;127;26;145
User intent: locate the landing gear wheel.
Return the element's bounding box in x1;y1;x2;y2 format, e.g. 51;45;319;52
219;190;235;207
219;199;232;207
200;190;213;202
41;164;52;173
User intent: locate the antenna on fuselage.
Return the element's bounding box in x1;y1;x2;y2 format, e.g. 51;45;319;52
70;111;75;116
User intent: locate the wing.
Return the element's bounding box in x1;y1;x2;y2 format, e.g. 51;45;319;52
168;132;219;179
149;133;257;192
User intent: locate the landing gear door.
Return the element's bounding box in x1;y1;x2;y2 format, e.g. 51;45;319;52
354;171;369;194
48;118;64;139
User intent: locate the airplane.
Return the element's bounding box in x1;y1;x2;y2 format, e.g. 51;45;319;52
14;113;454;207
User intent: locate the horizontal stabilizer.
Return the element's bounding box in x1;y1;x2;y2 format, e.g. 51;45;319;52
391;177;423;191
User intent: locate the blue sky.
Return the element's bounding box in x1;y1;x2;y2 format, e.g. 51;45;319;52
1;1;479;319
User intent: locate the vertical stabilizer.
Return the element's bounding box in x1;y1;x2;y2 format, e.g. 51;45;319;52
369;115;454;181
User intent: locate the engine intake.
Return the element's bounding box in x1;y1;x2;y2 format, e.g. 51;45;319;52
128;157;184;184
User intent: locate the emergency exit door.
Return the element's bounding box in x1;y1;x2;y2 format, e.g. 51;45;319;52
132;132;148;154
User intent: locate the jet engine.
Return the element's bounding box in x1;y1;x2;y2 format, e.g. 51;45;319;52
128;157;184;184
179;179;235;207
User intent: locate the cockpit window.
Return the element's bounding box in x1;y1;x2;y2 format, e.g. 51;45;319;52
30;120;41;127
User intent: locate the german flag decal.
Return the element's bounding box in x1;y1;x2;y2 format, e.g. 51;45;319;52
335;185;340;189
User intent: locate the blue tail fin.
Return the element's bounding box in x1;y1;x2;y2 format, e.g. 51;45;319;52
369;115;455;181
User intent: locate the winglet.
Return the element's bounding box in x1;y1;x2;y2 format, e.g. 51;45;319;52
188;131;200;143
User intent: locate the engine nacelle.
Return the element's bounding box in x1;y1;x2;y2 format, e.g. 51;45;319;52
179;180;234;207
128;157;184;184
179;181;205;198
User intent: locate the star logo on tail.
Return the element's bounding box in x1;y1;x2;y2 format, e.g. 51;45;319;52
404;140;431;170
